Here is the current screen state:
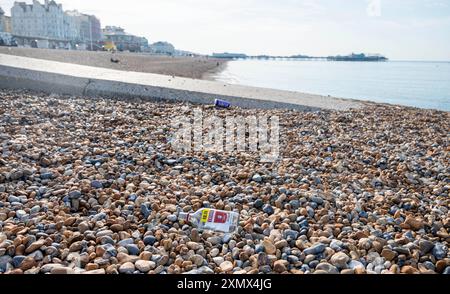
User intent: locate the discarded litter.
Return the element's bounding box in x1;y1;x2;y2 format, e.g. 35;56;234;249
214;99;231;109
179;208;239;233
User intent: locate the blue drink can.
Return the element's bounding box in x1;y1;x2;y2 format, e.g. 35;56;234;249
215;99;231;108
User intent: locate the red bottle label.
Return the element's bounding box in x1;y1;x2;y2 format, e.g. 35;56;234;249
213;211;228;223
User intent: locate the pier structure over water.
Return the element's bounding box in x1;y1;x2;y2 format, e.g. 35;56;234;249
211;52;388;62
211;52;327;61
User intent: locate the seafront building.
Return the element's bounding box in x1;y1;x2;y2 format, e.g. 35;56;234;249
9;0;102;50
0;6;14;45
0;7;12;33
149;41;175;55
102;26;148;52
66;10;102;50
2;1;167;53
0;7;4;31
12;1;66;40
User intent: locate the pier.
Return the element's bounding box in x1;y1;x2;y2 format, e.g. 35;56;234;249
211;52;388;62
212;53;327;61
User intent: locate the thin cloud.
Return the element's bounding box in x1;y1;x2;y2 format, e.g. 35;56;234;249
0;0;449;60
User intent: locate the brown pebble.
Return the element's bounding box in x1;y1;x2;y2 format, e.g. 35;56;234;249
401;265;420;274
25;239;45;254
381;248;396;261
402;216;424;231
85;263;99;271
262;239;276;255
110;224;124;232
436;259;450;273
273;260;288;273
64;217;77;226
51;267;75;274
20;256;37;271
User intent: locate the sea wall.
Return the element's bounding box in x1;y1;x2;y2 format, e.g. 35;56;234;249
0;53;362;111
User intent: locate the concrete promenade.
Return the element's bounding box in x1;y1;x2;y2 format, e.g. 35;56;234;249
0;53;363;111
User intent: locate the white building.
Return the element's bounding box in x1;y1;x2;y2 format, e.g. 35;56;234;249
11;0;75;41
66;10;102;47
1;7;12;33
149;41;175;55
63;12;79;41
0;7;5;32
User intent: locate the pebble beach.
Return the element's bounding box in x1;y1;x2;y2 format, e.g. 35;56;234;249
0;89;449;274
0;47;226;80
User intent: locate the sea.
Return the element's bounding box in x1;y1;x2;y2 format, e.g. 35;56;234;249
214;59;450;111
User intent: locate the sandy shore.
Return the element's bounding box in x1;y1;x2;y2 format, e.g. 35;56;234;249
0;89;448;274
201;61;229;81
0;47;226;79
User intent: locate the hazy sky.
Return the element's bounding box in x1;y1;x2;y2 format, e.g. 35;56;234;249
1;0;450;60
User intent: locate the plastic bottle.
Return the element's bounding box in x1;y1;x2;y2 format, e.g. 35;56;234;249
179;208;239;233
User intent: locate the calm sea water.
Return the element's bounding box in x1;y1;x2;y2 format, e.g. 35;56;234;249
215;59;450;111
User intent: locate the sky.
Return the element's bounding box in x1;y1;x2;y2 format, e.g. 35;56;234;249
1;0;450;60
